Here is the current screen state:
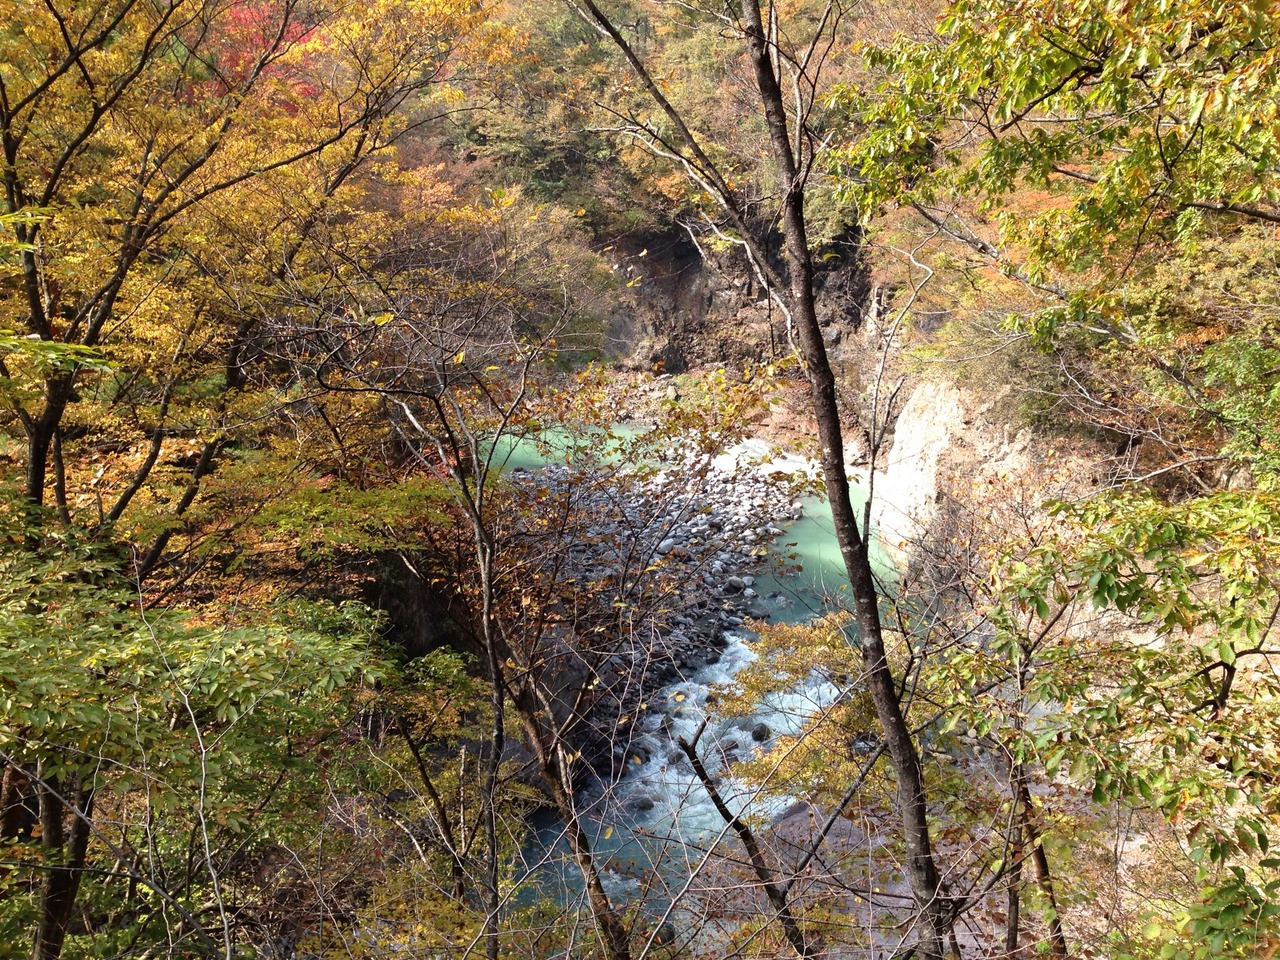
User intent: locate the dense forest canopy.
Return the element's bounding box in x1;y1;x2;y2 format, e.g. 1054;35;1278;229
1;0;1277;958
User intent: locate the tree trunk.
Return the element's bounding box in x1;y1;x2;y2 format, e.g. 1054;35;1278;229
737;2;950;955
679;729;815;958
1006;822;1023;957
26;420;53;508
1018;780;1067;959
395;716;468;901
482;635;505;960
1018;783;1070;960
513;688;631;960
30;778;93;960
24;374;79;508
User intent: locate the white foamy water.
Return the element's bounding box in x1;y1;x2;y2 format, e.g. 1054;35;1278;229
557;632;842;910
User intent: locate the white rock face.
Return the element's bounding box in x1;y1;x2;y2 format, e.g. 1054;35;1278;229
871;380;965;568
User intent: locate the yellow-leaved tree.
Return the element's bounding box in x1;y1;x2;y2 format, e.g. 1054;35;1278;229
0;0;485;551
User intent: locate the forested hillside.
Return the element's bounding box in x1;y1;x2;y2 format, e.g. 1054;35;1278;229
1;1;1277;958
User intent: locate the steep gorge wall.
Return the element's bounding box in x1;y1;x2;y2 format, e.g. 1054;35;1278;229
602;223;869;372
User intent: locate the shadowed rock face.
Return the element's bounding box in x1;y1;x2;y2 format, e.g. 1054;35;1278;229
368;557;466;659
603;221;869;374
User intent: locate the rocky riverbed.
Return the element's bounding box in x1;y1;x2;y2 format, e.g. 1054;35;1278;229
502;437;812;784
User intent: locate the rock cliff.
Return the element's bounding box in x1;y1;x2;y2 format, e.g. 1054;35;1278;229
872;380;1040;573
602;223;869;372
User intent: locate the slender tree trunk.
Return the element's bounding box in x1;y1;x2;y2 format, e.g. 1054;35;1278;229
1006;822;1023;957
25;370;80;507
30;778;93;960
482;648;504;960
1018;780;1067;959
737;3;950;955
26;420;53;508
474;537;505;960
511;686;631;960
551;779;631;960
679;730;814;958
395;716;468;901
